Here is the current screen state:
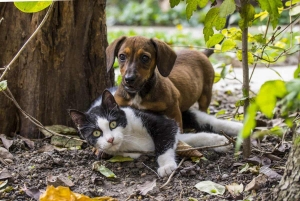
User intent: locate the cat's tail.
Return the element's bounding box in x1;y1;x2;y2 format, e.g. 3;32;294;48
177;132;232;153
182;108;243;136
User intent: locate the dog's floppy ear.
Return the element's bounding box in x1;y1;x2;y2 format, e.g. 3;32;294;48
106;36;127;72
151;38;177;77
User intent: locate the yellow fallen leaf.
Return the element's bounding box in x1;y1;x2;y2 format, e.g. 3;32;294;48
39;185;117;201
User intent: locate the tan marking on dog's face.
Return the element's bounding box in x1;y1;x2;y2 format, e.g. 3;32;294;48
117;37;157;93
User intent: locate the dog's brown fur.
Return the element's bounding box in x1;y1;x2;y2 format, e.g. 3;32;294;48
106;36;214;129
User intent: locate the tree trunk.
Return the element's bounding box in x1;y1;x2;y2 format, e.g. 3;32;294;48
0;0;113;138
273;127;300;200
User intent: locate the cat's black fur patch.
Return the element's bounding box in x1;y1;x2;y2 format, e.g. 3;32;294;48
182;110;214;133
131;108;177;157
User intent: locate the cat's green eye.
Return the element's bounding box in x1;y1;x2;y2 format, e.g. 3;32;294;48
93;130;102;137
109;121;117;129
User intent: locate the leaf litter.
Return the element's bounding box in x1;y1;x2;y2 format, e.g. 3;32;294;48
0;88;294;200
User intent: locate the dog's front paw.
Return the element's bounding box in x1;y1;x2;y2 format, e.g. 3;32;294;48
212;135;232;153
157;162;177;177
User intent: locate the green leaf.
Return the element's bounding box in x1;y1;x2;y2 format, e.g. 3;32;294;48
215;109;226;117
252;34;266;44
186;0;198;20
93;162;116;178
238;3;255;29
0;80;7;92
236;50;242;61
198;0;209;8
195;181;225;195
256;80;287;118
107;155;134;163
219;0;236;18
221;39;236;52
203;7;226;42
214;72;221;83
236;50;254;64
170;0;180;8
257;0;283;29
203;27;214;42
239;163;250;173
206;33;224;48
220;64;232;79
241;103;257;139
285;0;300;6
14;1;52;13
293;64;300;78
248;52;254;64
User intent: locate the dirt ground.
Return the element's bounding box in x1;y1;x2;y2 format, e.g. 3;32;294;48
0;89;291;201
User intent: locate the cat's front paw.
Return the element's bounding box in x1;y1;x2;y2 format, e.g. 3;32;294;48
121;153;141;159
212;135;232;153
157;162;177;177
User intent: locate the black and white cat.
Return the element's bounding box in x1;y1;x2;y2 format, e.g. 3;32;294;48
69;89;242;177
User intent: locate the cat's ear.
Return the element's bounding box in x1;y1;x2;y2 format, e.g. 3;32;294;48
102;90;119;110
68;109;87;128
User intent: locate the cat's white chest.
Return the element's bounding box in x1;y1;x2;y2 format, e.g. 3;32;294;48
121;108;154;152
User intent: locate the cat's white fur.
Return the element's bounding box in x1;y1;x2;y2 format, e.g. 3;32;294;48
189;108;243;136
94;107;243;177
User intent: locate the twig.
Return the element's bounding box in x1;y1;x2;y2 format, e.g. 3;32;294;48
2;87;86;143
160;157;185;189
220;130;236;144
0;17;3;25
176;141;231;152
0;2;55;81
0;158;9;166
142;162;160;178
179;180;183;199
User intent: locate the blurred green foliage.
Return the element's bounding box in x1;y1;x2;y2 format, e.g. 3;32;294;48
106;0;208;27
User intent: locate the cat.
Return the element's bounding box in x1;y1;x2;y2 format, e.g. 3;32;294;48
69;89;243;177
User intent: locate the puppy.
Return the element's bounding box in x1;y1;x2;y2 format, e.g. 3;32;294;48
106;36;214;129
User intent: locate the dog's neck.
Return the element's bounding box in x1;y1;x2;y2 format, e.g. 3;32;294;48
126;72;157;98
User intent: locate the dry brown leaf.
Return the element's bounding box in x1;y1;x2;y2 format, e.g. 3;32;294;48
260;165;282;180
19;136;35;149
226;183;243;196
176;140;203;158
245;174;268;191
0;134;13;150
38;144;55;153
0;168;13;180
46;175;74;187
0;147;13;160
22;185;41;201
137;179;156;195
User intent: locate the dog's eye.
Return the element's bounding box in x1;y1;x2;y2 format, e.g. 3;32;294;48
119;54;126;62
141;55;150;63
93;130;102;137
109;121;117;129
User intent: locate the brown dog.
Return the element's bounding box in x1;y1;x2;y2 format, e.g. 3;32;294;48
106;36;214;129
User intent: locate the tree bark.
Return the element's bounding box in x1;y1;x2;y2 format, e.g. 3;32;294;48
273;127;300;201
0;0;113;138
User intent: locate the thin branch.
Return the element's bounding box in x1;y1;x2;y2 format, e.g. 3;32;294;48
0;2;55;81
160;157;185;189
142;162;160;178
2;87;86;143
176;141;232;152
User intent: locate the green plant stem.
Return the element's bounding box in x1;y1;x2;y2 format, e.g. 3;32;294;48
0;2;54;82
241;11;251;158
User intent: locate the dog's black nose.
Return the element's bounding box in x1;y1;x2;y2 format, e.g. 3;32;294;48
124;74;136;84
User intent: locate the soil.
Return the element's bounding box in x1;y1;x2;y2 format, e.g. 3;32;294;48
0;89;291;201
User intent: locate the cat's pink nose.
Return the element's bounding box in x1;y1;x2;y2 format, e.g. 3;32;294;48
107;137;114;144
